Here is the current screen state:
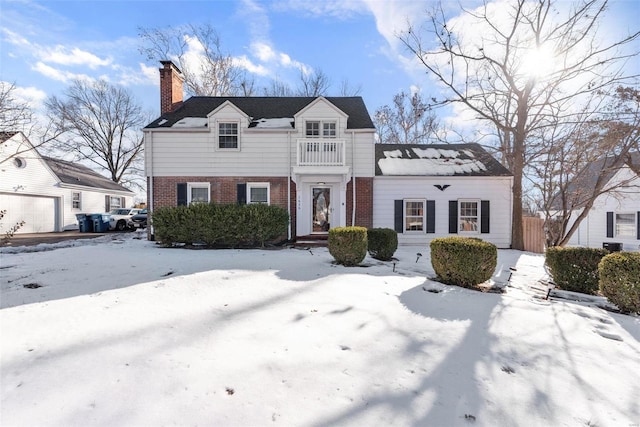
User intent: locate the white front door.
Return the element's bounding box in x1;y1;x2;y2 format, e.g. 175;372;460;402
312;187;331;233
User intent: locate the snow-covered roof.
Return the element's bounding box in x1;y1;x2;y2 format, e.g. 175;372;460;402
249;118;294;129
171;117;208;128
375;143;512;177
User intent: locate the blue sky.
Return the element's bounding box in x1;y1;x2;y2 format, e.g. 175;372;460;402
1;0;638;125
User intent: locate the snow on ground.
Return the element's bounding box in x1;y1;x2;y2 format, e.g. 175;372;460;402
1;233;639;427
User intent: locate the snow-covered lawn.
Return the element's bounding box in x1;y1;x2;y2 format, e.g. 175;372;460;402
1;233;639;427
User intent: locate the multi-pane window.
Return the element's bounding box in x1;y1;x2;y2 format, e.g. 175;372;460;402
188;183;210;204
306;121;336;138
616;213;636;238
405;200;424;231
110;196;122;209
306;121;320;137
323;122;336;138
459;201;479;232
248;183;270;204
218;122;238;149
72;192;81;209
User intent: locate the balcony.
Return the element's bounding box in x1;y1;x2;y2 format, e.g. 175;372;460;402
297;139;345;166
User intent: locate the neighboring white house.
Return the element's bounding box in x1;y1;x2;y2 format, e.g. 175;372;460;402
0;131;134;233
563;154;640;251
373;143;514;248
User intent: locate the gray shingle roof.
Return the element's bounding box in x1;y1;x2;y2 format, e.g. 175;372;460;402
42;156;133;193
375;143;513;177
144;96;375;130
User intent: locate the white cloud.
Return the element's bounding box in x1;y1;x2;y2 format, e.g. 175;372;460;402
251;42;276;62
32;62;91;83
233;56;269;76
41;46;111;69
6;83;47;110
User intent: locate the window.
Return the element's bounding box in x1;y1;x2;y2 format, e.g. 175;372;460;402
459;200;479;233
110;196;122;209
72;192;81;209
218;122;238;149
306;120;336;138
188;183;210;204
616;213;636;238
247;183;270;204
405;200;425;232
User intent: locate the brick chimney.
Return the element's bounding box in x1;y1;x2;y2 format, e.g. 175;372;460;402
159;60;184;115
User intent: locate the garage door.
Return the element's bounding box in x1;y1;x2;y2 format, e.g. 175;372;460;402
0;194;58;233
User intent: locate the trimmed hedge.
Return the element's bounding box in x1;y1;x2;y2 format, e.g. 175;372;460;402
328;226;368;266
545;247;608;294
430;237;497;288
151;203;289;248
599;252;640;314
367;228;398;261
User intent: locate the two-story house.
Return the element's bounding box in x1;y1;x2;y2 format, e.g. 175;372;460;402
143;62;376;241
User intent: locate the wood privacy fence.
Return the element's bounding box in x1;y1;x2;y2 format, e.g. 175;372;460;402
523;216;545;253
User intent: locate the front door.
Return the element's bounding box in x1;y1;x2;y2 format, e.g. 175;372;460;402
312;187;331;233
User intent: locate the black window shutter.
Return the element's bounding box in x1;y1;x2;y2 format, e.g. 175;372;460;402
237;183;247;205
394;200;403;233
105;195;110;212
606;212;614;238
121;197;126;208
449;201;458;234
426;200;435;233
177;183;187;206
481;200;490;234
637;212;640;240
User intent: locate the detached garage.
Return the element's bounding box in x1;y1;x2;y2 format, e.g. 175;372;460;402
0;132;134;234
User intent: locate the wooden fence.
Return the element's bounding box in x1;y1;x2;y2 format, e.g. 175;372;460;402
523;216;545;253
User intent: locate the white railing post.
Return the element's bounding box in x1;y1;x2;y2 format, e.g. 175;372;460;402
297;139;345;166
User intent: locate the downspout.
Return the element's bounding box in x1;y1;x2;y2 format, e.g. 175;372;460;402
147;131;154;240
351;131;356;226
287;131;292;241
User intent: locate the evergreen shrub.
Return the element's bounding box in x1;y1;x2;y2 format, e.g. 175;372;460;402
328;226;368;266
545;247;608;294
367;228;398;261
599;252;640;314
430;237;497;288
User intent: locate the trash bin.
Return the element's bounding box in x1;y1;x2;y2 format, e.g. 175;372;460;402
91;214;111;233
603;242;622;252
76;214;93;232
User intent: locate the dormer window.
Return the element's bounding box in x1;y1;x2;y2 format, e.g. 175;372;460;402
306;121;336;138
218;122;239;149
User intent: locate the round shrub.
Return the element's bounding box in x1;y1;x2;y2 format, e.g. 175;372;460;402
430;237;497;288
599;252;640;314
545;247;608;294
367;228;398;261
328;226;368;266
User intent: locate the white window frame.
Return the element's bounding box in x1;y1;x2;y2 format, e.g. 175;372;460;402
404;199;425;233
109;196;122;209
459;199;480;234
615;212;636;238
217;121;240;150
247;182;270;205
305;120;337;138
187;182;211;204
72;192;81;210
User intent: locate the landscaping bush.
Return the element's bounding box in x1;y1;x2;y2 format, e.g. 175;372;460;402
599;252;640;314
328;226;368;266
545;247;608;294
151;203;289;248
430;237;497;288
367;228;398;261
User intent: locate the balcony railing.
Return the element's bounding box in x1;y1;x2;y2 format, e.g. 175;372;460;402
297;139;345;166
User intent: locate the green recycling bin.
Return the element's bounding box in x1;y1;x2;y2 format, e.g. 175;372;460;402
91;214;111;233
76;214;93;232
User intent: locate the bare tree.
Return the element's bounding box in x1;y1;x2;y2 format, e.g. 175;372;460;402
532;86;640;246
0;82;34;133
339;78;363;97
45;79;147;189
374;90;440;144
296;68;331;97
262;78;295;96
139;23;255;96
400;0;639;250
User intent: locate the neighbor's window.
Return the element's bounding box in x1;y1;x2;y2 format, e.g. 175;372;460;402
109;196;122;209
218;122;238;149
72;192;81;209
616;213;636;238
405;199;425;232
247;183;270;204
459;200;479;232
188;183;210;204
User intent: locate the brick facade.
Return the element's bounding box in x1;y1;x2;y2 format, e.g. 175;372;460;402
346;177;373;229
159;61;184;115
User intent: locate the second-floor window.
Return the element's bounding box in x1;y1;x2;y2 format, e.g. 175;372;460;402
219;122;238;149
306;121;336;138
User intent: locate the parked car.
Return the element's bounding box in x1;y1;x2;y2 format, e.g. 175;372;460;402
127;209;148;229
108;208;142;231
